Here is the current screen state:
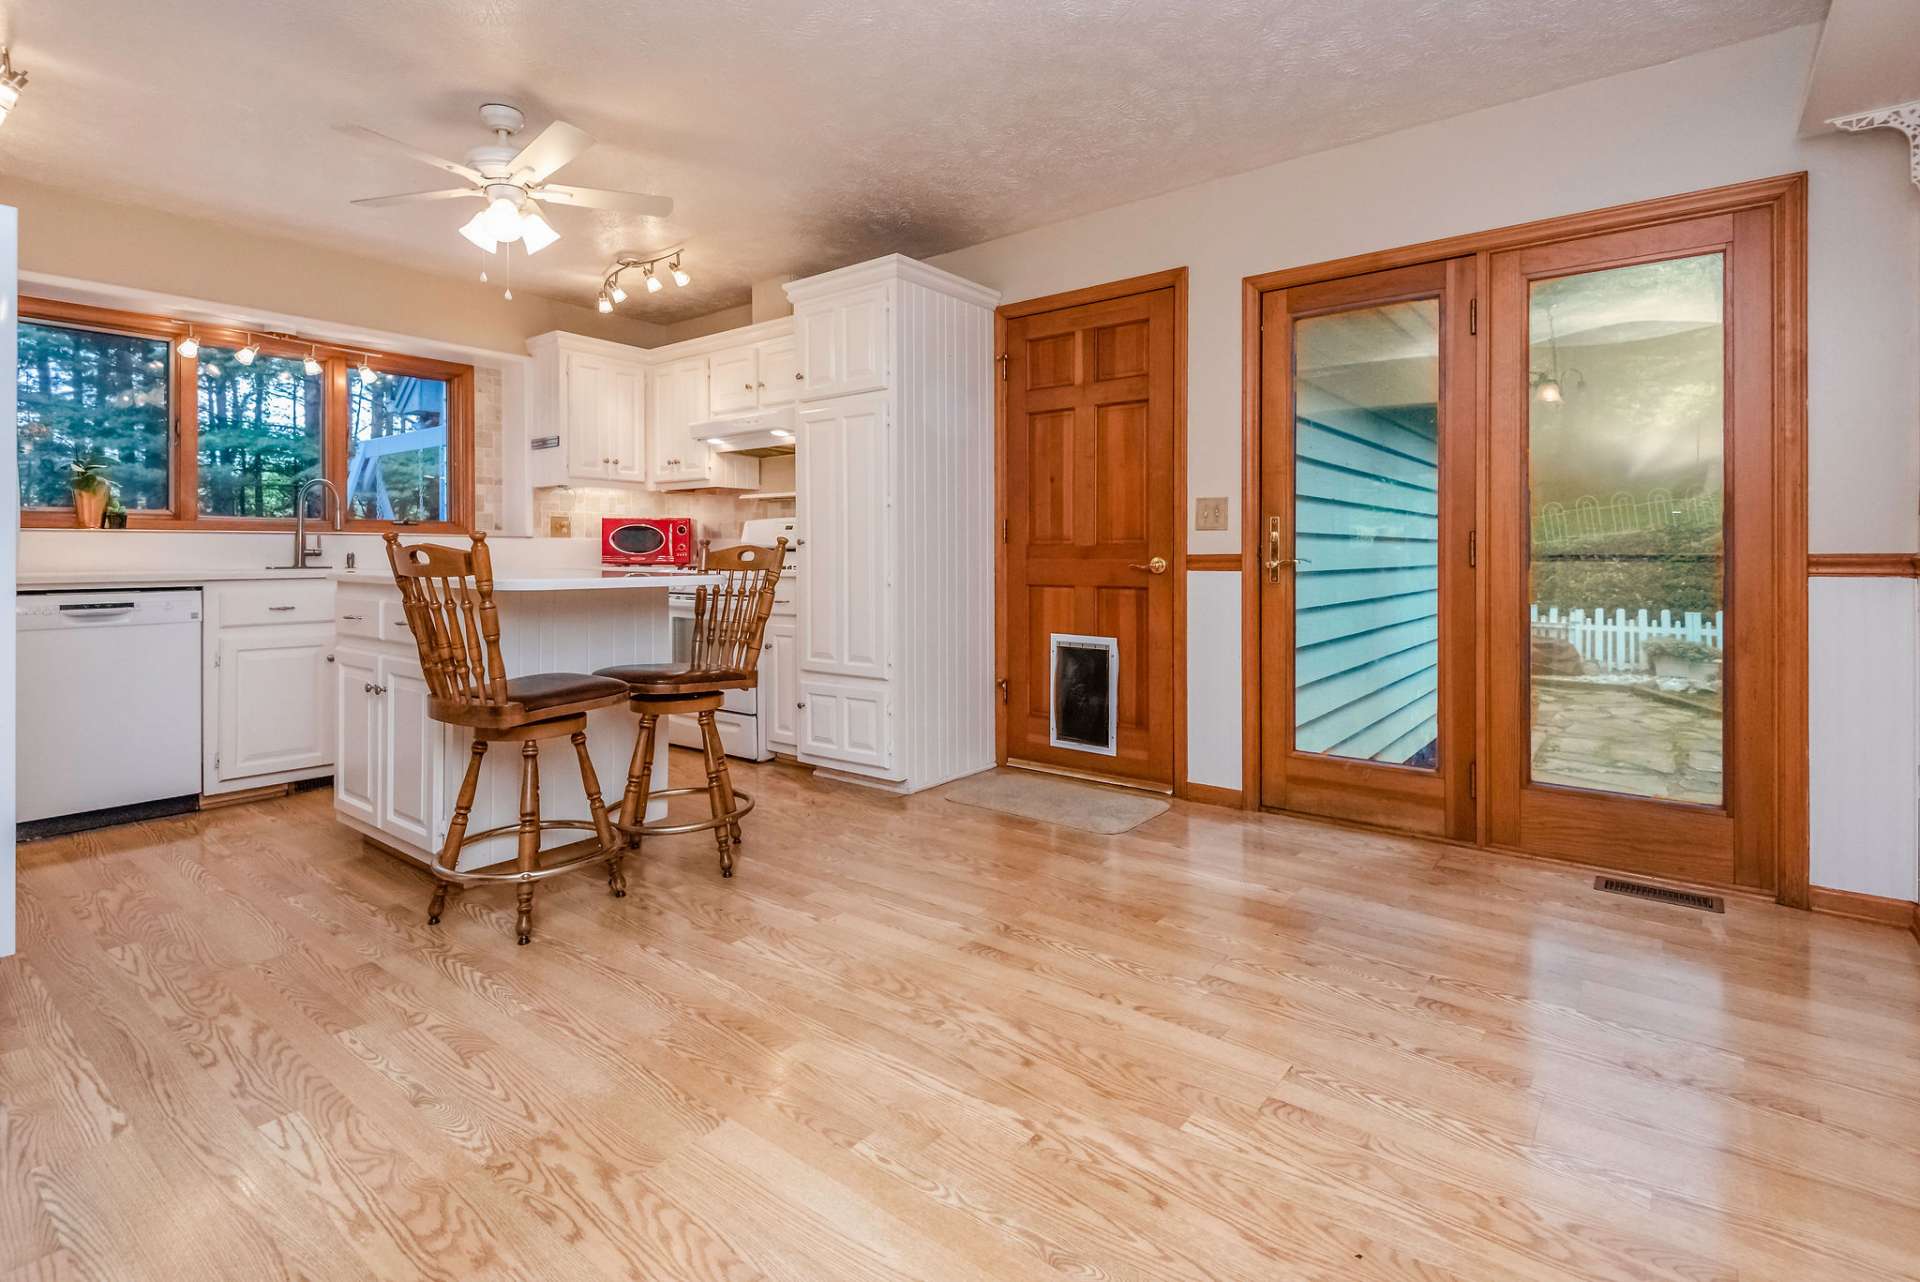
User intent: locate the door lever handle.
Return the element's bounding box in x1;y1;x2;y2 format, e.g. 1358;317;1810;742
1265;516;1310;581
1127;556;1169;575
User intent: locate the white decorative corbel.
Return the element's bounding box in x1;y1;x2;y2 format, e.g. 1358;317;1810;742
1830;101;1920;191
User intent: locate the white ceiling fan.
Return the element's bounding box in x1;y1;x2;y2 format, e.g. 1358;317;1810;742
343;103;673;256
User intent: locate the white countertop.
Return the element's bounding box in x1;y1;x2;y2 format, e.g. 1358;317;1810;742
17;567;339;589
336;569;733;593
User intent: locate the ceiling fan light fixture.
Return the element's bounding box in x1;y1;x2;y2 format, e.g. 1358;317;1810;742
482;193;525;243
518;206;560;255
0;48;29;127
458;210;499;253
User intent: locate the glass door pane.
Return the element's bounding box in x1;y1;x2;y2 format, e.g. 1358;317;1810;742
1526;254;1725;804
1293;299;1442;767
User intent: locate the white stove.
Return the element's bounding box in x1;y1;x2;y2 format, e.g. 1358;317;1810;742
667;517;799;761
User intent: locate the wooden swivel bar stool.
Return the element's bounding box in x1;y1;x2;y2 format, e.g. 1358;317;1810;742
598;538;787;878
384;532;631;944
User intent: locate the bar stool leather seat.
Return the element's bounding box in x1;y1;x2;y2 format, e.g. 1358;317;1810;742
592;662;758;693
504;672;634;712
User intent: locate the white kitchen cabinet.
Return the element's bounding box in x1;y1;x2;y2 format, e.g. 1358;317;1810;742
757;334;800;408
650;356;710;485
798;393;892;679
333;645;380;828
765;616;799;752
783;256;999;790
797;677;892;771
528;332;649;486
203;579;336;796
214;625;333;780
707;344;759;416
379;654;438;852
797;284;889;400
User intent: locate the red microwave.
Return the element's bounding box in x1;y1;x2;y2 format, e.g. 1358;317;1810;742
601;516;695;566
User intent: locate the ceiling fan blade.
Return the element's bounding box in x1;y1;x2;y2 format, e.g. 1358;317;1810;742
338;124;482;183
509;120;593;183
350;188;483;208
537;184;674;218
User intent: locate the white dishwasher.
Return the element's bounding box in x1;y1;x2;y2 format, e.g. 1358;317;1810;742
16;589;204;823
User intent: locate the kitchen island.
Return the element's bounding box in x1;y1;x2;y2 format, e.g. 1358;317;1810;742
332;569;725;872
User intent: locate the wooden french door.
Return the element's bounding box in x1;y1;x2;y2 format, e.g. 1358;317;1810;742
1003;283;1179;787
1257;260;1476;838
1487;209;1781;890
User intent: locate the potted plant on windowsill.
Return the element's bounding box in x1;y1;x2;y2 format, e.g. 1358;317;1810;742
68;452;112;529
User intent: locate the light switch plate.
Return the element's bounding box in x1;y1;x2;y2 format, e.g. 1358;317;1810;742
1195;496;1229;531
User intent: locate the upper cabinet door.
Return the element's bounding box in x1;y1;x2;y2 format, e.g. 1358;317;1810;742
797;392;892;679
609;363;647;482
757;334;800;408
708;345;759;416
565;352;610;478
798;286;890;400
651;358;709;484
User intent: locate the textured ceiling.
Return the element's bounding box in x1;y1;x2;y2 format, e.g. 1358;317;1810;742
0;0;1825;322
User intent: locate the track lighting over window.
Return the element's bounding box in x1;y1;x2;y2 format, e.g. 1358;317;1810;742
0;47;29;127
597;248;691;311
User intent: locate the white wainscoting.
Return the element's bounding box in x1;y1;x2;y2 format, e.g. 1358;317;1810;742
1809;576;1920;902
1184;571;1243;790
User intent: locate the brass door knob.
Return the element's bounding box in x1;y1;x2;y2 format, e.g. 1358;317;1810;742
1128;556;1169;575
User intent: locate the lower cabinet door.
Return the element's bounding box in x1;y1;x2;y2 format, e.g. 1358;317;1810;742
797;677;893;773
333;646;380;827
379;655;439;852
215;624;335;782
767;618;799;750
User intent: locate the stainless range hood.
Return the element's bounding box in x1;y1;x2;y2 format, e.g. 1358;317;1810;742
690;405;797;457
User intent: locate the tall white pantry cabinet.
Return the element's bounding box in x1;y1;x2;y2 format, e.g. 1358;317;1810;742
784;256;999;792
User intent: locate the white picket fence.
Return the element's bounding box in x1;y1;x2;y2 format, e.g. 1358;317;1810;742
1529;605;1724;674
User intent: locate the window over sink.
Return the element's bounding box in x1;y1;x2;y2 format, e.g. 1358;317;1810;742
15;297;474;531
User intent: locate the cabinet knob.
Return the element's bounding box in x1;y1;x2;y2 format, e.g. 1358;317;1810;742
364;682;375;693
757;382;766;389
796;701;806;709
744;383;753;390
794;372;804;380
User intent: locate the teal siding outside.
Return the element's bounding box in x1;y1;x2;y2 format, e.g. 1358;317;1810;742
1293;406;1440;764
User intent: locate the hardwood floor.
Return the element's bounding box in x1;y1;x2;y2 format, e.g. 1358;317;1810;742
4;751;1918;1282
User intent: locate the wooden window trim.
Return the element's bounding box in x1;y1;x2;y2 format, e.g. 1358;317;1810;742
18;296;475;533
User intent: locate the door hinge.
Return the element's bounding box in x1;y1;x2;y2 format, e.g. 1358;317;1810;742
1468;760;1477;799
1001;518;1009;543
213;650;221;668
995;677;1009;704
1467;529;1477;568
997;353;1009;381
215;752;221;774
1469;298;1478;335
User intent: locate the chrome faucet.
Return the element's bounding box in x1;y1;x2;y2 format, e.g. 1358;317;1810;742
282;477;343;569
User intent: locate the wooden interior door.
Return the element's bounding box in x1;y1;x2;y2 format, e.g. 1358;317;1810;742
1258;260;1476;838
1003;286;1178;787
1487;210;1780;890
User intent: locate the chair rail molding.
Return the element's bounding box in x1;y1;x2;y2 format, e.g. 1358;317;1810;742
1830;101;1920;190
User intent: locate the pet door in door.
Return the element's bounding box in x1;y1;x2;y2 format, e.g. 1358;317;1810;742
1049;634;1118;757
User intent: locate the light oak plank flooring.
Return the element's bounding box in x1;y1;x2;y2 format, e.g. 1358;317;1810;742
5;751;1919;1281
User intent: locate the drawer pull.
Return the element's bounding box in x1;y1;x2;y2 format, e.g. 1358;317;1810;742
268;604;297;612
341;613;365;621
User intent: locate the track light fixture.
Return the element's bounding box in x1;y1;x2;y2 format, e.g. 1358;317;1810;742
596;248;690;309
175;328;200;359
303;346;322;377
234;335;260;366
0;48;29;128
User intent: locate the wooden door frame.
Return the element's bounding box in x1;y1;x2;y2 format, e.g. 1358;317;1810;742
1239;174;1809;907
994;267;1190;794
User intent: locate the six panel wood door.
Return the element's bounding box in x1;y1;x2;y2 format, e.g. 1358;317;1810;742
1257;260;1476;838
1004;286;1178;786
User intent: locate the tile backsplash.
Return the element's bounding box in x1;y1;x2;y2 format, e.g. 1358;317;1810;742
533;480;794;544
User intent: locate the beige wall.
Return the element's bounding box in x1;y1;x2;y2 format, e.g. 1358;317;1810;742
930;23;1920;557
0;176;667;354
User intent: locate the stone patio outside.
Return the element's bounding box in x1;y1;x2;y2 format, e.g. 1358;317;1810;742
1530;680;1723;804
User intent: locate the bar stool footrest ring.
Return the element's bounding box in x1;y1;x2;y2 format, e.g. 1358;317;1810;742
429;820;618;885
612;785;755;838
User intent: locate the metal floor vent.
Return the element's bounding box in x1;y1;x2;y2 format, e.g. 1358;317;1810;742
1593;876;1725;913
